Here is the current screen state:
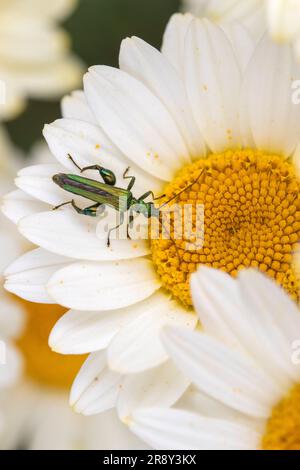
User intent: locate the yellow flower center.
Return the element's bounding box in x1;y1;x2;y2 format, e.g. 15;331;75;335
151;149;300;307
16;299;86;389
262;383;300;450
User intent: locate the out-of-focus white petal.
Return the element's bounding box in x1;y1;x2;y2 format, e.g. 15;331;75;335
161;13;194;76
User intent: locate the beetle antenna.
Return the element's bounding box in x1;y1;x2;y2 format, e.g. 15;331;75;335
158;169;205;210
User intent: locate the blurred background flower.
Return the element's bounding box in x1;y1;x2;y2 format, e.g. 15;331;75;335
183;0;300;59
6;0;180;153
0;0;83;121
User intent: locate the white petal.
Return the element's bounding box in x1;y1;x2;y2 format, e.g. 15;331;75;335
18;209;150;261
238;269;300;383
221;22;255;73
108;292;196;373
61;90;97;124
70;351;122;416
43;119;162;194
184;18;242;152
161;13;194;76
130;408;260;450
191;266;244;350
84;66;190;181
119;36;205;159
241;34;300;156
47;259;161;311
1;189;48;225
49;302;146;354
117;360;190;421
4;248;70;303
191;267;300;386
161;326;281;418
15;164;66;205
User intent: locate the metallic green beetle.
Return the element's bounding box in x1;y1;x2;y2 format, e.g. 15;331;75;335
53;155;203;247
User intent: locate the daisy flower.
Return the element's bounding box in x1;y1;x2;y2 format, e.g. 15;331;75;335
2;14;300;422
0;0;82;120
183;0;300;59
0;143;145;449
128;267;300;450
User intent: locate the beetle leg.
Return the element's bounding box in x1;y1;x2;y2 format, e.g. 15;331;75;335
79;165;116;186
53;200;103;217
72;202;104;217
107;212;124;247
123;167;136;191
53;200;73;211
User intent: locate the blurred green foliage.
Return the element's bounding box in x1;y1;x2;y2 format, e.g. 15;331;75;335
6;0;180;155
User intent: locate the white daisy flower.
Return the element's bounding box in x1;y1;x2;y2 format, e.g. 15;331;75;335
183;0;300;60
0;0;82;120
128;267;300;450
0;142;145;449
2;14;300;422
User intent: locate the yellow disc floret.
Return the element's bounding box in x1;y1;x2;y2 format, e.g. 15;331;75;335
16;299;86;389
262;383;300;450
151;149;300;307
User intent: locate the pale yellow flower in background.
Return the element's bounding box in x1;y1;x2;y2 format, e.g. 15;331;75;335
183;0;300;59
0;0;83;120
